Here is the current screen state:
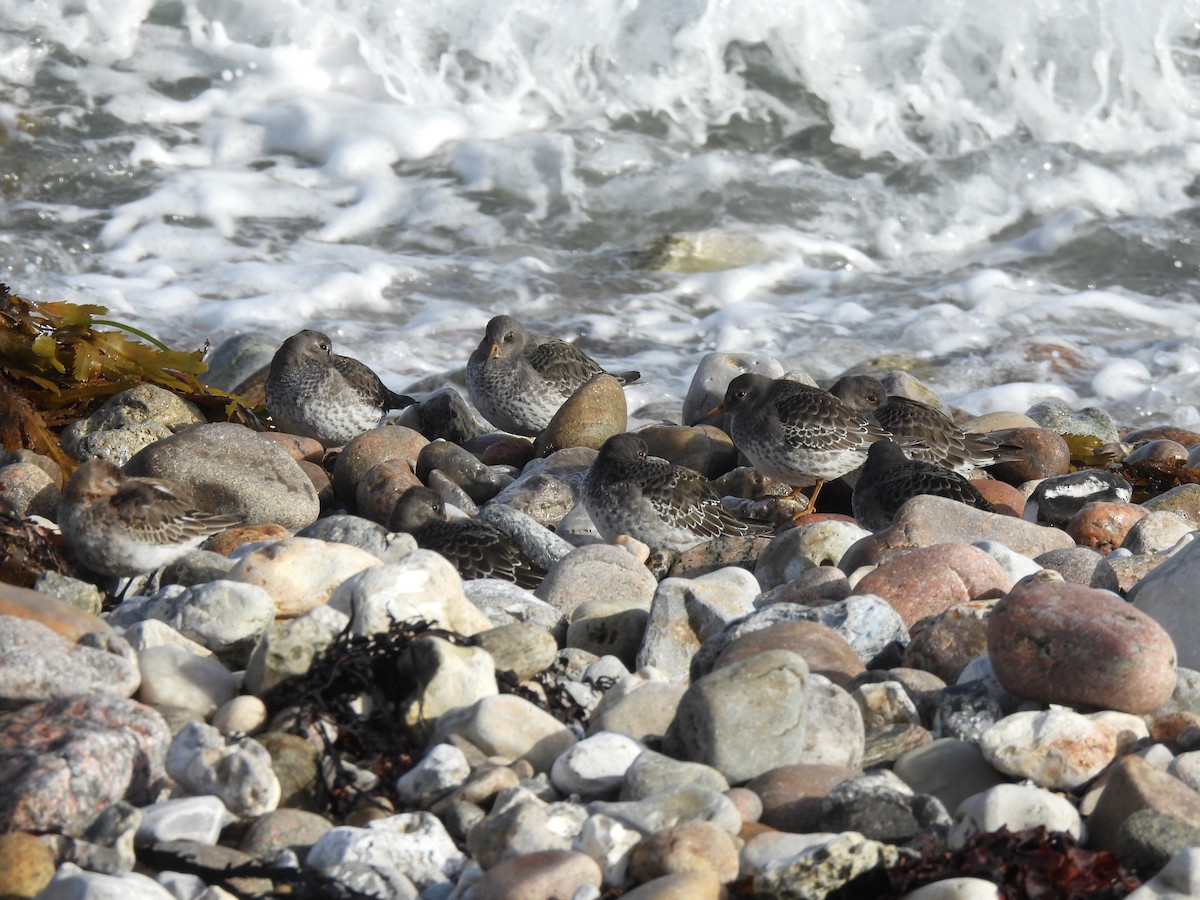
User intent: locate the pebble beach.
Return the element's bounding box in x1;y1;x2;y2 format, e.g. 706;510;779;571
3;338;1200;900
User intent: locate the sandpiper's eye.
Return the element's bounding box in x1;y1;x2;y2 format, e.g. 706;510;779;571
319;342;330;352
503;332;514;343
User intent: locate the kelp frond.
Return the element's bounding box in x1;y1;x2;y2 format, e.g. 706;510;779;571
0;283;260;470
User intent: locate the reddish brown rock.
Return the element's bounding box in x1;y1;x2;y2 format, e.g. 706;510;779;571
331;426;429;503
355;459;422;525
986;580;1177;714
1066;502;1149;554
1124;426;1200;448
714;621;865;687
839;495;1074;572
0;583;113;641
745;763;861;833
628;821;740;884
1123;439;1189;464
204;523;291;556
257;432;325;463
985;427;1071;486
853;543;1010;628
970;479;1025;517
1087;754;1200;851
902;603;992;683
478;437;537;469
474;849;602;900
297;459;334;509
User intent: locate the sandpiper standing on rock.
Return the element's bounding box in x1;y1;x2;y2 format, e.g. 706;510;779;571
389;486;547;589
266;329;415;447
583;432;768;553
58;459;242;578
829;374;1020;476
709;373;892;516
851;439;995;531
466;314;640;436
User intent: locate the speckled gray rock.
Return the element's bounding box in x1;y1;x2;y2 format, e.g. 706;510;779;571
1116;809;1200;877
307;812;467;889
106;580;275;666
756;522;871;590
298;514;392;557
1122;511;1196;555
664;649;811;784
1129;538;1200;670
0;462;59;519
490;447;595;529
243;604;350;696
32;571;104;616
464;789;586;869
61;383;207;465
0;616;140;703
165;721;280;818
752;831;908;900
586;679;687;745
619;749;729;801
202;333;276;393
1025;399;1120;443
462;581;562;633
474;622;559;681
477;501;575;571
802;676;866;768
537;543;658;619
124;422;319;530
638;568;760;683
428;694;579;774
1033;546;1119;590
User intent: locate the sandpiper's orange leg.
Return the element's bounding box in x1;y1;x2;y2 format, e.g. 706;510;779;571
787;479;825;520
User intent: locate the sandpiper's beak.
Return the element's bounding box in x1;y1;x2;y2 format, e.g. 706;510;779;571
488;342;502;360
700;402;726;422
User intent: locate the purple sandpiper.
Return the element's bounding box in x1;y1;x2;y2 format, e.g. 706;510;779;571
389;486;546;589
852;438;995;531
57;459;241;578
582;431;769;553
829;374;1021;476
265;329;415;447
708;373;892;516
466;314;640;436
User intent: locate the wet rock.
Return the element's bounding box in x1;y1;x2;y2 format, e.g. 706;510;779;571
637;424;738;479
1026;399;1120;443
398;387;487;445
355;458;422;525
853;543;1010;628
534;374;627;455
1066;501;1147;553
983;427;1071;485
988;580;1177;713
331;425;429;502
1026;470;1133;528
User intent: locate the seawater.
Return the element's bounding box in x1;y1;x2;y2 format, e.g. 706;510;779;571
3;0;1200;427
